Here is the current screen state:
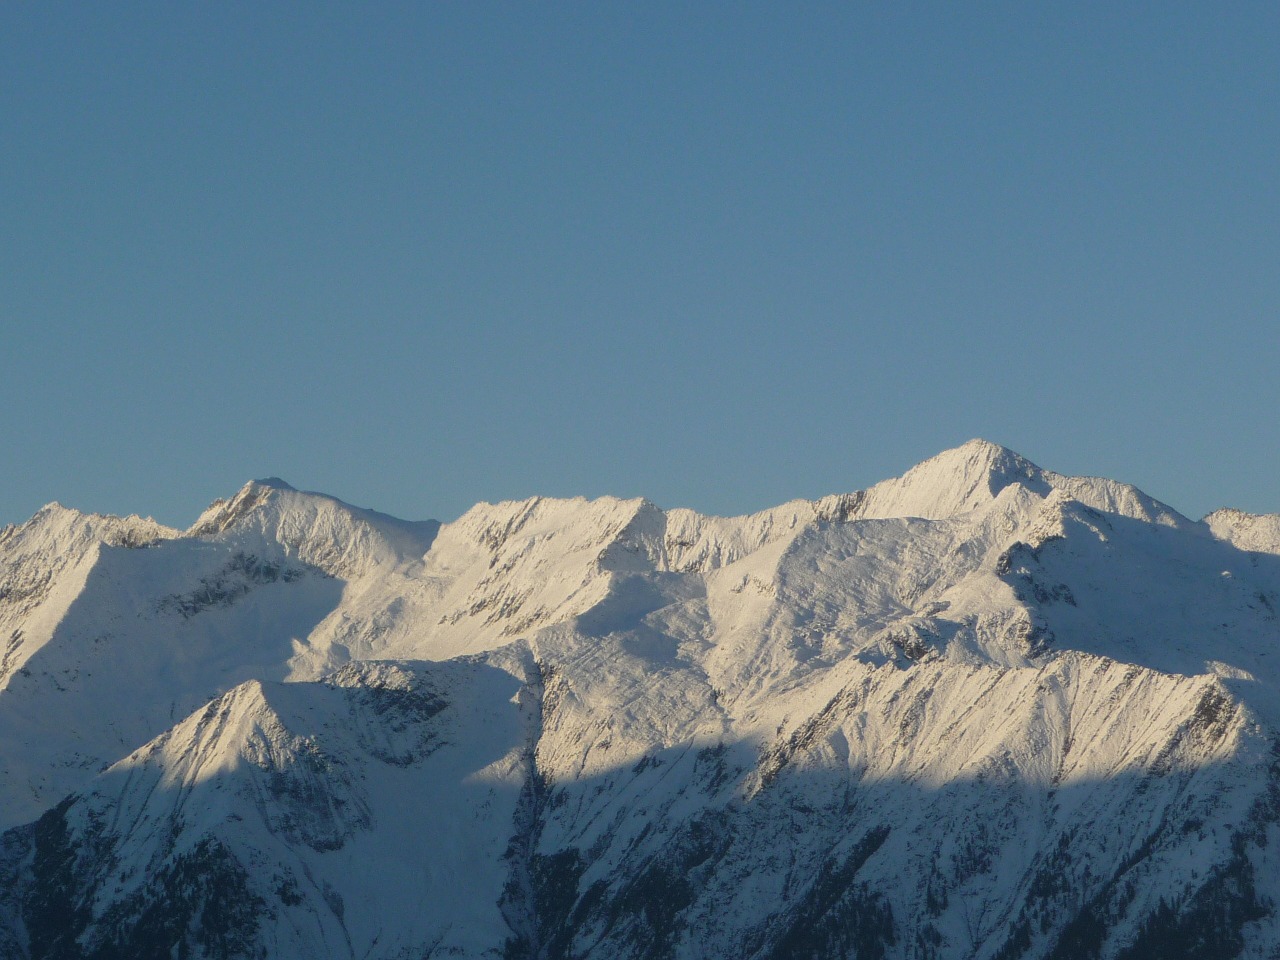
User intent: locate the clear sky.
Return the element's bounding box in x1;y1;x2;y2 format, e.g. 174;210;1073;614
3;3;1278;528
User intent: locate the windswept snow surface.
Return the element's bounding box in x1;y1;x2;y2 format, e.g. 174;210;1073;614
5;442;1280;959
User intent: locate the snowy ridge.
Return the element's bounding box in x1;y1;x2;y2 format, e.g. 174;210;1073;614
1206;507;1280;555
0;504;176;687
188;479;439;579
4;441;1280;958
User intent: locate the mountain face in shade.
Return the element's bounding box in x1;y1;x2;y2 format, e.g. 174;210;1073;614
4;440;1280;959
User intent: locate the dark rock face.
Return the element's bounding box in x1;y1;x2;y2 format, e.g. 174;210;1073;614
21;800;263;960
158;552;308;619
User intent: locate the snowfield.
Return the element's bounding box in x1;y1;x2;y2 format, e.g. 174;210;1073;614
3;440;1280;959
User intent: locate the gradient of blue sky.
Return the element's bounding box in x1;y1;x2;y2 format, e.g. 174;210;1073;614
3;3;1278;527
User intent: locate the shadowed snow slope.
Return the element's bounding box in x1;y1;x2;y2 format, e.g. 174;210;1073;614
4;441;1280;959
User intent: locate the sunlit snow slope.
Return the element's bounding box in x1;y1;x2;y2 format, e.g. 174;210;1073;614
4;441;1280;960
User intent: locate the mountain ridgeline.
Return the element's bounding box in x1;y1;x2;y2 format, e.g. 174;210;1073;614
3;441;1280;959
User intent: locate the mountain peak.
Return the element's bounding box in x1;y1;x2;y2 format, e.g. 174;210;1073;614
1204;507;1280;553
187;481;283;538
186;479;298;537
853;439;1048;520
954;436;1021;456
5;501;177;553
926;438;1041;478
185;481;439;579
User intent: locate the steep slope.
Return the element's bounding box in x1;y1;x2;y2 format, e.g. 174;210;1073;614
4;442;1280;959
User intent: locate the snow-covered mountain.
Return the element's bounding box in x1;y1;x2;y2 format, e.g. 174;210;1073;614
4;440;1280;959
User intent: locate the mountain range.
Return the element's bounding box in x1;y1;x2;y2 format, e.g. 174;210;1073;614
3;440;1280;959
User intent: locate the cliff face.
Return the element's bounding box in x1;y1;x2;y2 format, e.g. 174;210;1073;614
5;442;1280;959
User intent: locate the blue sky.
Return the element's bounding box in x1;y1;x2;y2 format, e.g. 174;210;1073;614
3;3;1278;527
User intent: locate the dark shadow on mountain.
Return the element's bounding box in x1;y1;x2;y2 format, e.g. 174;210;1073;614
573;572;705;653
2;646;1276;960
501;734;1280;960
